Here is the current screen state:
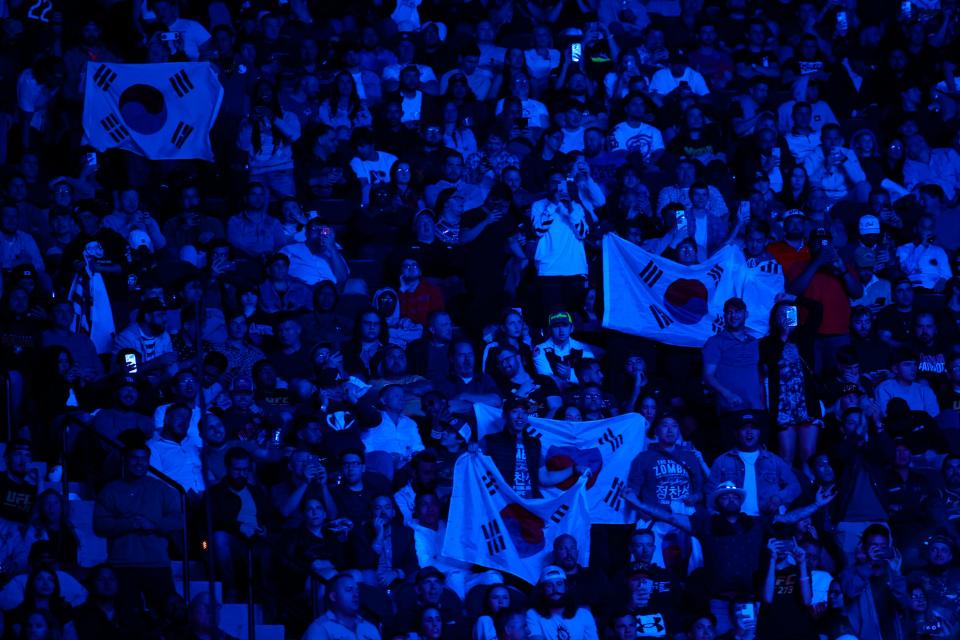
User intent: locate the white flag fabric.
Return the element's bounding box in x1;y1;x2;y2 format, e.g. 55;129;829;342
442;451;591;584
473;404;647;524
602;234;783;347
743;257;786;336
82;62;223;161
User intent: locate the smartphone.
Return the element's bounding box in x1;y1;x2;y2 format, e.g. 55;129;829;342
160;31;181;42
836;10;848;36
124;353;138;374
571;42;582;63
320;225;332;238
900;0;912;20
85;152;97;167
675;209;687;233
737;201;751;221
785;305;798;327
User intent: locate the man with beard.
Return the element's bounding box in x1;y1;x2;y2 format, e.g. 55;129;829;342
551;534;609;614
526;565;599;640
112;299;176;374
768;209;809;273
624;482;835;635
209;447;274;603
492;344;562;418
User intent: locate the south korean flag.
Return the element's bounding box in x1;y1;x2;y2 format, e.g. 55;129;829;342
602;234;778;347
82;62;223;161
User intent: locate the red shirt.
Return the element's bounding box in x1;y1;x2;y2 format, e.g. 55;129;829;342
767;240;810;274
785;258;853;336
398;280;445;326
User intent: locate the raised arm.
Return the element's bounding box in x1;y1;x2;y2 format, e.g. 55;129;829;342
621;487;693;533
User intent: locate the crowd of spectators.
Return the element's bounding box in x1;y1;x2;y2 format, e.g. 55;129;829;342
2;0;960;638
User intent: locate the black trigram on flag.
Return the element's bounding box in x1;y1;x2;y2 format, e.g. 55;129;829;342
649;305;673;329
639;260;664;287
480;471;498;496
170;121;194;149
711;313;725;334
603;477;625;511
759;260;782;275
92;64;117;91
481;519;506;555
549;504;569;524
100;113;129;143
707;264;724;285
598;427;624;452
523;426;543;440
169;69;196;97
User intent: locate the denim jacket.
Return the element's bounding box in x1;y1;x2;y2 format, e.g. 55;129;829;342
708;448;801;511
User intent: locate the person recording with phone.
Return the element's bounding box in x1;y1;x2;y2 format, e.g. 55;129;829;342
279;218;349;288
761;300;824;471
759;535;815;639
785;228;863;372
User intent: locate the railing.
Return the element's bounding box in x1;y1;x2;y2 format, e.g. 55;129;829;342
61;420;191;603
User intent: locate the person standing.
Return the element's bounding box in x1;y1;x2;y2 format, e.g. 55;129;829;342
93;431;181;614
703;297;765;449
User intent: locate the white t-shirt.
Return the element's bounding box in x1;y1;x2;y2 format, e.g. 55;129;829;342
167;18;211;61
648;66;711;96
608;121;665;160
362;411;425;456
400;91;424;123
524;49;561;80
350;151;398;185
280;242;339;286
530;198;589;277
495;98;551;129
526;608;599;640
737;449;760;516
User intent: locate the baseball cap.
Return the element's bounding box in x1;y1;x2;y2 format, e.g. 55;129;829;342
736;412;759;429
858;214;881;236
539;565;566;584
116;375;138;390
548;311;573;327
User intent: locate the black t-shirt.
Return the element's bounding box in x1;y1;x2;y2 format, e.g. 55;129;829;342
691;511;769;595
756;564;816;640
874;306;916;345
0;473;37;524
